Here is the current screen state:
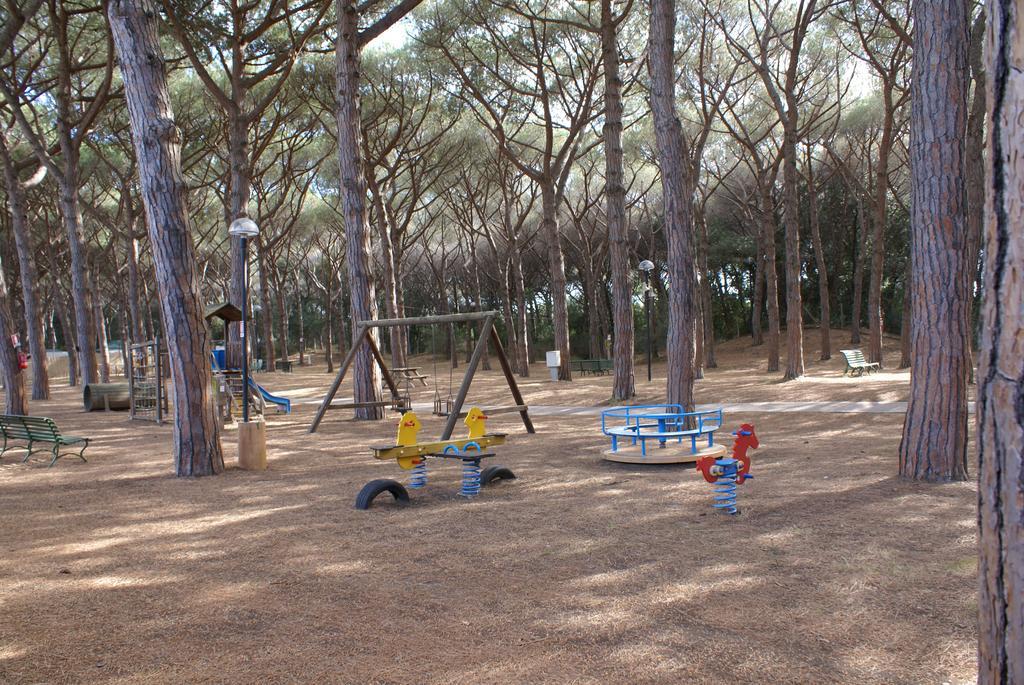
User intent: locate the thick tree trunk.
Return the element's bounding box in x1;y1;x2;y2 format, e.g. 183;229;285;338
868;92;896;366
780;124;805;380
56;172;98;385
0;257;28;414
806;146;831;361
0;135;49;399
335;0;382;418
603;0;635;400
649;0;696;410
965;12;987;384
540;183;572;380
898;0;970;481
108;0;224;476
978;4;1024;675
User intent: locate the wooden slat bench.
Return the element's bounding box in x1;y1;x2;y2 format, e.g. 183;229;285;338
840;349;881;376
0;415;90;467
570;359;614;376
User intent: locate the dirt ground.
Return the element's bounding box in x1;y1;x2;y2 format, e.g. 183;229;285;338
0;331;978;684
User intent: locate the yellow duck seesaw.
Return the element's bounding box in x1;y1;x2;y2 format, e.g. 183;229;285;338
355;407;516;510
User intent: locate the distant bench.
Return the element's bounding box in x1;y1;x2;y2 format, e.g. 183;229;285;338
840;349;881;377
570;359;614;376
0;415;90;467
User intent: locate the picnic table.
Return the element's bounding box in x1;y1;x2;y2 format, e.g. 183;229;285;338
391;367;429;387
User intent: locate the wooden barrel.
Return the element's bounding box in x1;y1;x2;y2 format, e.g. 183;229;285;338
83;383;131;411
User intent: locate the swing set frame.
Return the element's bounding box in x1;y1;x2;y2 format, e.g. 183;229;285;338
309;311;535;438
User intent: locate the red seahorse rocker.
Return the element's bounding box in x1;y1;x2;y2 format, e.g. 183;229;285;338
695;424;759;514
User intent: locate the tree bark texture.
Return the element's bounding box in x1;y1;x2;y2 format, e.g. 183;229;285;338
108;0;224;476
760;180;782;372
0;135;49;399
868;89;897;366
977;2;1024;678
603;0;635;400
780;124;805;380
851;192;868;344
335;0;382;418
540;183;572;381
806;146;831;361
649;0;696;410
899;0;971;481
0;255;28;414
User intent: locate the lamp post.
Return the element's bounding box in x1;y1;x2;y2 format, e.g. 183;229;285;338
639;260;655;382
229;217;259;423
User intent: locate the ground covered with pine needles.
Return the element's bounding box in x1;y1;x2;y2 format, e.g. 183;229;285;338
0;332;977;684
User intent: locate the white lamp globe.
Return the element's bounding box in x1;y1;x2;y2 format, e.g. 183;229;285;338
229;217;260;237
638;259;655;272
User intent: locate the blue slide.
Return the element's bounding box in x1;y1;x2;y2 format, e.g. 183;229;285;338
248;379;292;414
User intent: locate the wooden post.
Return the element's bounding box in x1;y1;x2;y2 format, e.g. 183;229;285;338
489;325;535;434
309;324;369;433
365;332;401;402
441;315;494;440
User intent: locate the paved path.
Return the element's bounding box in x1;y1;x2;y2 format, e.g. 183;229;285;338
307;399;976;415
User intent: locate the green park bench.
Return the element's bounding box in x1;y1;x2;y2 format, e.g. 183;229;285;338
570;359;615;376
0;415;90;467
840;349;881;377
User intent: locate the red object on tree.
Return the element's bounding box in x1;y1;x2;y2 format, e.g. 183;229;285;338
17;352;28;370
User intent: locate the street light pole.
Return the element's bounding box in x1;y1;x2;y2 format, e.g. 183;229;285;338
639;260;654;382
229;218;260;424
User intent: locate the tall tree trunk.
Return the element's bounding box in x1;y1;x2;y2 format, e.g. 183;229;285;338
806;146;831;361
0;134;48;399
603;0;634;400
335;0;382;419
540;182;572;380
296;277;306;366
51;279;78;386
649;0;696;410
978;4;1024;674
965;12;986;384
751;245;764;346
124;218;145;342
368;175;405;369
698;208;716;368
93;292;111;383
851;193;868;343
0;256;28;414
226;108;250;370
109;0;224;475
780;123;805;380
56;170;98;384
256;244;276;369
273;271;289;363
760;181;782;372
898;0;970;481
511;247;530;376
868;91;896;365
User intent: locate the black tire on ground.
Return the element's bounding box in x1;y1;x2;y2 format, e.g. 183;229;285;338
480;466;516;487
354;479;410;510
